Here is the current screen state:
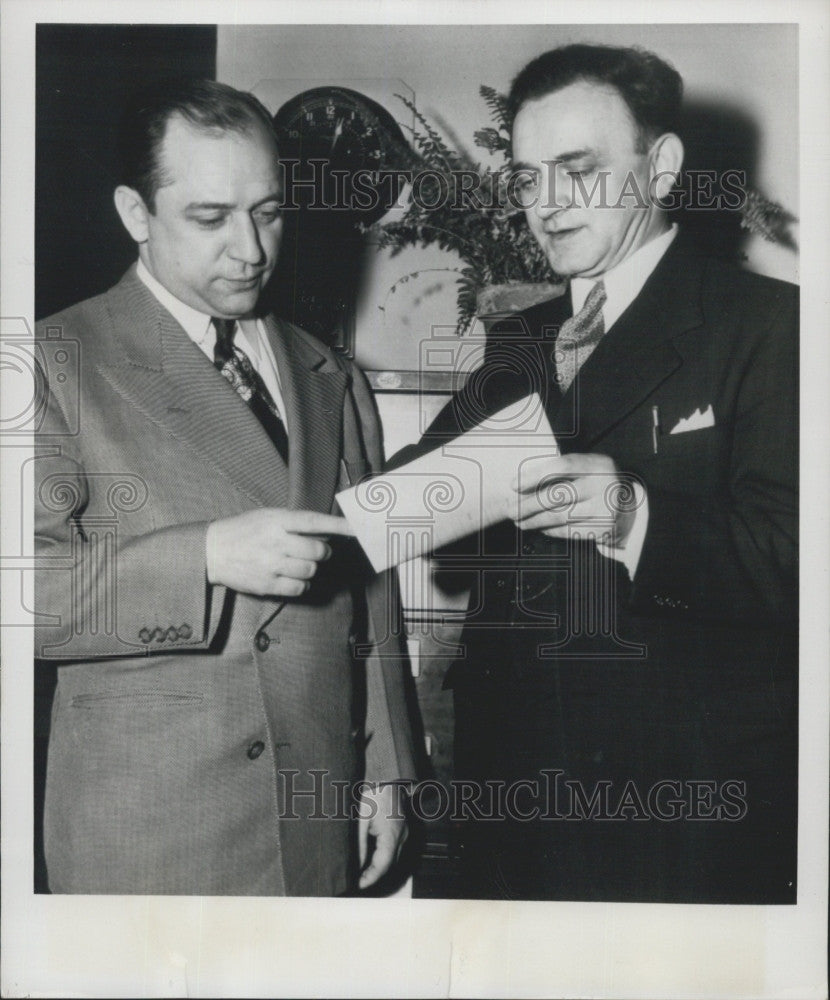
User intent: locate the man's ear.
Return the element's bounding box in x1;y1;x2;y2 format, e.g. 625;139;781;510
649;133;684;202
114;186;151;244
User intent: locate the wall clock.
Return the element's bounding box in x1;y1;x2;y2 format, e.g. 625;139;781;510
266;85;412;351
272;85;409;223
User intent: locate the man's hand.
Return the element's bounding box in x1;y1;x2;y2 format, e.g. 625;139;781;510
205;508;353;597
512;453;639;546
357;783;408;890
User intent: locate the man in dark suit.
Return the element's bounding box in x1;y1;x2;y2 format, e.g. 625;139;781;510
34;79;415;895
411;44;797;903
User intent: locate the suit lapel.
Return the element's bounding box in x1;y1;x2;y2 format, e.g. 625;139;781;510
553;237;706;449
96;269;291;508
264;316;347;513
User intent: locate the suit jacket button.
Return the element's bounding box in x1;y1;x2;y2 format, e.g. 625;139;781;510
139;628;151;643
255;631;270;652
166;626;179;641
247;740;265;760
522;541;535;555
179;624;192;639
152;627;165;642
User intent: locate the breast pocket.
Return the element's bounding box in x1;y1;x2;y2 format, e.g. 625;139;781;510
646;426;726;495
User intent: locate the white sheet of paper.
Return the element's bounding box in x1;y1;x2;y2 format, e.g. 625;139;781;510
337;392;559;572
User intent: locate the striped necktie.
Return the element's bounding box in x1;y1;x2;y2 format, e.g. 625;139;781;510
212;318;289;464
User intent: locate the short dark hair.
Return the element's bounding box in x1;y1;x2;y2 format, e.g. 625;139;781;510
117;77;278;211
509;43;683;151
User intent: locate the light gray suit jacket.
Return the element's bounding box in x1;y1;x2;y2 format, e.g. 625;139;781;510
34;266;416;895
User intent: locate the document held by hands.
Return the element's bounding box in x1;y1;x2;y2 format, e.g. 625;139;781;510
336;393;559;572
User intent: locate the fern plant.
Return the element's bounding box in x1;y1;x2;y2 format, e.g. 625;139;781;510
739;189;797;247
371;87;555;334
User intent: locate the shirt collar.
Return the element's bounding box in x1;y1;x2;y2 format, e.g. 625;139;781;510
570;224;678;331
136;258;214;347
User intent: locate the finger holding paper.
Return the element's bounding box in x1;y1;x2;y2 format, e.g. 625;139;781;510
513;452;639;544
205;508;353;597
338;393;560;572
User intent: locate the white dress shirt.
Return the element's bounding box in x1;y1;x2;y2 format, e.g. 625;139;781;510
566;225;678;578
136;259;289;430
570;224;677;330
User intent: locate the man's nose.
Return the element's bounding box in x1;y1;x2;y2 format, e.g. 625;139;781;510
534;163;574;219
227;213;265;265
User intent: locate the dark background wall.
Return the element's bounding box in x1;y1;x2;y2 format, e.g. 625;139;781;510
35;24;217;320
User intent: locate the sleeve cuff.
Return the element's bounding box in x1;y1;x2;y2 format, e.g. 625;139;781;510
596;481;649;580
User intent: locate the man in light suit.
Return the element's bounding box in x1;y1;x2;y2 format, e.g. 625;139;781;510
34;78;415;895
410;44;797;902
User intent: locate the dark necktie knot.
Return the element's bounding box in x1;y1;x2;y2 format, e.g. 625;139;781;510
211;317;237;365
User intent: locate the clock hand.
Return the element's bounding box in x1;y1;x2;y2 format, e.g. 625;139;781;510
330;116;344;153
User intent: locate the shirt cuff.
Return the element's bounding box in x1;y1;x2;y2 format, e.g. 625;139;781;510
596;481;649;579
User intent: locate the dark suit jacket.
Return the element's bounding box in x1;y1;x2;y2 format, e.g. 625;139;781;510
34;266;416;896
403;234;798;902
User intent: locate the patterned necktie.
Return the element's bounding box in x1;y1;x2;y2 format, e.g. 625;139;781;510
212;318;289;463
554;280;607;392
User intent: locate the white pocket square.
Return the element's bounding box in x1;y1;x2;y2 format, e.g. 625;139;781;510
669;404;715;434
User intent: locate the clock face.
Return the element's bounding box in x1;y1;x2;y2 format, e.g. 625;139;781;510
273;86;409;221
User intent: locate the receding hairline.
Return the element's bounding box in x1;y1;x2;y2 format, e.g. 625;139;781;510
160;108;279;148
147;111;280;198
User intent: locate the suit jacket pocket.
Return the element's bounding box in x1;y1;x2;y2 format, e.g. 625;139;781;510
645;426;725;494
71;690;204;709
50;686;210;803
659;424;718;454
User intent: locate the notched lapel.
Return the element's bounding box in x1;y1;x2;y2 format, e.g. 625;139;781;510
97;274;290;508
265;317;347;513
554;240;705;450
